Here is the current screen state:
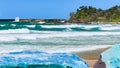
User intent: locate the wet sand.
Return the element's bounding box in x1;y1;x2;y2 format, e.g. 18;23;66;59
72;47;110;67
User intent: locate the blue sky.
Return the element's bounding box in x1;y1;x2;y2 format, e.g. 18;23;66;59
0;0;120;19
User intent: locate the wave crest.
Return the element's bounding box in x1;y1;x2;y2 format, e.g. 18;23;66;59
0;24;119;31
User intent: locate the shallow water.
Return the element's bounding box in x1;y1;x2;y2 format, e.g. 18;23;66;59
0;22;119;53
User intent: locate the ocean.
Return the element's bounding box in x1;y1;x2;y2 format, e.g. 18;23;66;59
0;22;119;53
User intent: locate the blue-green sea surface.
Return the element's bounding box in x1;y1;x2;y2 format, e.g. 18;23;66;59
0;22;119;53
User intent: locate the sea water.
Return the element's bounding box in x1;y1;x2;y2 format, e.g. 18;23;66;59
0;22;119;53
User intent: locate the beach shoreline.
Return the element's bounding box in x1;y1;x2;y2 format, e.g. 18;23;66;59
71;47;110;67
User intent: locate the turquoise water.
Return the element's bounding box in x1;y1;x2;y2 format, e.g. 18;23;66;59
0;22;120;53
0;50;88;68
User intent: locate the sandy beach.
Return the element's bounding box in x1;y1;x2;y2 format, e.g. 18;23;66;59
72;47;110;68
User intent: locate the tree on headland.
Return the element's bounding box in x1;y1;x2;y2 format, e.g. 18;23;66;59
69;5;120;24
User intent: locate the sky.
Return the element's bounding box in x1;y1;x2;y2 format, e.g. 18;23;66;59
0;0;120;19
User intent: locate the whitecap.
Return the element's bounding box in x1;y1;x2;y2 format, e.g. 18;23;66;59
100;27;120;30
0;28;30;34
0;36;17;42
25;25;35;28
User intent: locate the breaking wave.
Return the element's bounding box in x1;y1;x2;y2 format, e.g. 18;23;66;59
0;28;30;34
0;22;119;53
0;23;120;31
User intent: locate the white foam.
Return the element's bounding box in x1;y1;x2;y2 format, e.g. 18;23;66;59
0;31;120;42
0;28;30;34
40;24;103;29
3;30;120;37
40;24;116;30
40;24;120;31
17;35;37;40
33;32;120;37
83;25;99;30
0;36;17;42
41;24;81;28
0;45;112;54
11;24;16;27
25;25;35;28
101;27;120;30
0;24;6;27
102;24;112;27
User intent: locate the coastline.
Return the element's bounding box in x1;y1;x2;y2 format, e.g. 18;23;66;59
71;47;110;67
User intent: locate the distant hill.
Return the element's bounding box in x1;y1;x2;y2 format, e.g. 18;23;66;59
69;5;120;24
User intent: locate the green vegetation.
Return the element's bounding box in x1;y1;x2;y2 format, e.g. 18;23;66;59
69;5;120;24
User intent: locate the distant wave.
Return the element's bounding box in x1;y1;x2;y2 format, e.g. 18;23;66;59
0;24;120;31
